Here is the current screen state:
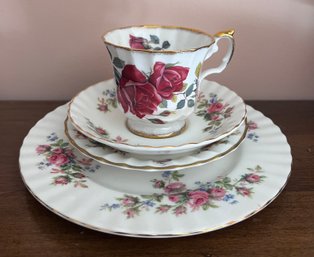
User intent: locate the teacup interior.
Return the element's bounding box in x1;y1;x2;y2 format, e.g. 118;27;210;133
104;26;214;51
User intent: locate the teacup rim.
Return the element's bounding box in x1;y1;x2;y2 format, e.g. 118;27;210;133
102;24;216;54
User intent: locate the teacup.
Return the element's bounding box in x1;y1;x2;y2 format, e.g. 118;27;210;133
103;25;234;138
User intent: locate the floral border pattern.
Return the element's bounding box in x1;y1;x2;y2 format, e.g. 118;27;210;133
247;120;259;142
36;133;101;188
100;166;266;218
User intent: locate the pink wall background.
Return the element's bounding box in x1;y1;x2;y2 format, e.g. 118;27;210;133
1;0;313;100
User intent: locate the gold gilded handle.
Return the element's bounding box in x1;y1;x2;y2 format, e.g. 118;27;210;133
199;29;235;81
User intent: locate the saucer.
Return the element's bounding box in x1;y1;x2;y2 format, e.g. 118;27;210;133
68;79;246;155
19;105;291;238
65;115;248;171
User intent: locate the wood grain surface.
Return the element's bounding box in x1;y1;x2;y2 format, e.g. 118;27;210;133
0;101;313;257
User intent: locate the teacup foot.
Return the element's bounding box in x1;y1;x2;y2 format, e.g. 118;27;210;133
126;119;186;139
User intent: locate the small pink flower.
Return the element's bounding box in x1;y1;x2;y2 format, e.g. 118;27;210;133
207;102;224;113
248;121;258;130
174;206;187;216
122;197;136;207
153;180;165;189
52;148;63;154
78;158;93;166
245;174;261;183
188;191;209;209
114;136;127;144
211;114;221;121
164;182;186;194
36;145;50;154
65;149;76;158
54;176;70;185
48;154;69;166
98;103;108;112
209;187;226;199
125;208;136;218
236;187;252;197
168;195;180;203
157;205;171;213
96;127;107;136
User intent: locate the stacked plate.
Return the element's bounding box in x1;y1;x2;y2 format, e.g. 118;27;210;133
19;78;292;238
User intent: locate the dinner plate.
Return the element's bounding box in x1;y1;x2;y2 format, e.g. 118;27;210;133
19;105;291;238
65;115;248;171
68;79;246;155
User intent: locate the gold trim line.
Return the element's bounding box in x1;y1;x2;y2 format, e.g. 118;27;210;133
102;24;216;54
64;117;248;171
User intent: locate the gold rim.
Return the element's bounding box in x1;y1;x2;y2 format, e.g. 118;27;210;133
64;117;248;171
102;24;216;54
126;119;187;139
67;80;247;150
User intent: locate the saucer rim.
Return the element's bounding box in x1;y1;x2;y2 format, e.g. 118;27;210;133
68;79;247;151
64;116;248;171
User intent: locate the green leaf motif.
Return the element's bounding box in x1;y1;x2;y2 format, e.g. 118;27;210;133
150;35;160;44
188;99;195;107
162;41;170;49
148;118;165;124
171;95;177;103
176;99;185;109
159;99;168;108
114;67;121;84
185;84;194;97
195;62;202;77
113;57;125;69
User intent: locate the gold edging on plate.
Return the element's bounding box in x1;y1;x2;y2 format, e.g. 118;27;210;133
102;24;218;54
125;120;187;139
67;81;247;150
19;161;292;238
64;117;248;171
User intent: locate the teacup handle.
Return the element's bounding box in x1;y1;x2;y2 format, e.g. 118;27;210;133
199;29;235;81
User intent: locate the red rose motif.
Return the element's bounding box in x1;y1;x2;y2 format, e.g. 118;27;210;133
168;195;180;203
36;145;50;154
54;176;70;185
248;121;258;130
124;208;136;219
52;148;63;154
188;191;209;208
236;187;252;197
157;205;171;213
149;62;189;99
95;127;107;136
207;102;224;113
164;182;186;194
117;65;162;118
48;154;69;166
244;174;261;183
129;35;147;49
209;187;226;199
174;206;187;216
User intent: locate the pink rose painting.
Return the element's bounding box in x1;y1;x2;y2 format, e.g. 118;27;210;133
36;133;100;188
101;166;266;218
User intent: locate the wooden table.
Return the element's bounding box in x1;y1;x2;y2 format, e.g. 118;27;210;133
0;101;313;257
